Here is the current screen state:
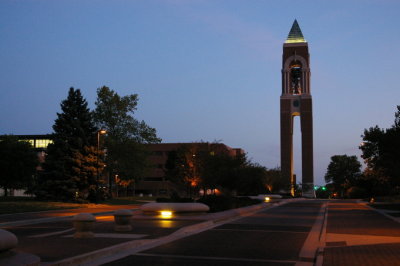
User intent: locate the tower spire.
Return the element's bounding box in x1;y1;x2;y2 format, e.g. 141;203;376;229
285;19;306;43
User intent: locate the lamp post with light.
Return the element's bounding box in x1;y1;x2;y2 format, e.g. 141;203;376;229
96;129;107;203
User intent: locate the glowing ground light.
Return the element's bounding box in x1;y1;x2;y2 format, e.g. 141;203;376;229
160;211;173;219
264;197;271;202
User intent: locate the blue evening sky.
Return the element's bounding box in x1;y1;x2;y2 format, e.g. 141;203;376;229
1;0;399;186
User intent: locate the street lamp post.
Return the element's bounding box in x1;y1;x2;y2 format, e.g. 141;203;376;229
96;129;107;203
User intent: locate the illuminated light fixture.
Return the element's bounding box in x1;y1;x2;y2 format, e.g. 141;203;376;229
160;211;173;219
264;197;271;202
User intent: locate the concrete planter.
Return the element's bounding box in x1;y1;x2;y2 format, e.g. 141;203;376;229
73;213;96;238
140;202;210;213
113;209;133;232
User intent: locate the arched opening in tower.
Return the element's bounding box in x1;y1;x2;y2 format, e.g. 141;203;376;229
292;115;302;191
290;63;302;95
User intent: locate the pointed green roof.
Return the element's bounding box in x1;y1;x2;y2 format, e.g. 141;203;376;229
285;19;306;43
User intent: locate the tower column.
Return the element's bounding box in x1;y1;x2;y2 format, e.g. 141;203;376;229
300;97;314;196
280;99;293;190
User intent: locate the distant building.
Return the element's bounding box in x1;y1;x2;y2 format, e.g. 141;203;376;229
1;135;244;197
139;143;244;196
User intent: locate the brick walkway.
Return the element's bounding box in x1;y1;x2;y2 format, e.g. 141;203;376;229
322;201;400;266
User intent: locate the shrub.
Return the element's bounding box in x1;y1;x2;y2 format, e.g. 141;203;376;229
156;197;194;203
197;195;261;212
346;186;368;199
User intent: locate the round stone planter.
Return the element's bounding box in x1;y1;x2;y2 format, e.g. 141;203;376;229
0;229;40;266
0;229;18;252
72;213;96;238
113;209;133;232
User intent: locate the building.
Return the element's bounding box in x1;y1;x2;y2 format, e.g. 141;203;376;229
138;143;244;196
280;20;315;197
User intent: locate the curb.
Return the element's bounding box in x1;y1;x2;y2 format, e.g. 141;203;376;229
50;198;301;265
296;202;327;266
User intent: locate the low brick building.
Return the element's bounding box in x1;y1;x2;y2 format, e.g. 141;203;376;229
138;143;244;196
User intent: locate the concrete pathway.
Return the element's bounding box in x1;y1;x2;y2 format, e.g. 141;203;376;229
1;200;283;265
3;199;399;266
101;200;325;266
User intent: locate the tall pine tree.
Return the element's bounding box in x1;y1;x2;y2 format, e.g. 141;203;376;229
36;88;100;201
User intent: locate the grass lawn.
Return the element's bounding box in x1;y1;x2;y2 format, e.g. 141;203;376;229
0;201;87;215
0;196;154;215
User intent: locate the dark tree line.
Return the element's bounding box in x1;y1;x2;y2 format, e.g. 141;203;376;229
324;106;400;198
0;136;38;197
164;143;288;197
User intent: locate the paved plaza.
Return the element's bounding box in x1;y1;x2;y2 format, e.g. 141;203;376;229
1;199;399;265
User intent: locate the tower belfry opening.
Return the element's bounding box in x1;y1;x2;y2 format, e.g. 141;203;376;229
280;20;314;197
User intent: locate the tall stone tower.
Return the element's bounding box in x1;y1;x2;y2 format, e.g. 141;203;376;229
280;20;314;197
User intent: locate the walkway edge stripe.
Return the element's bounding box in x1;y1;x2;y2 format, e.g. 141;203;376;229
296;202;327;266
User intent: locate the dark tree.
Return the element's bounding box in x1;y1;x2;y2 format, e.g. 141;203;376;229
0;136;38;196
93;86;161;196
264;167;290;193
325;155;362;197
164;144;202;197
236;163;268;196
36;88;100;201
360;106;400;193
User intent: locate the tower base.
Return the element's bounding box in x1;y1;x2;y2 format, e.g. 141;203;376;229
301;182;315;198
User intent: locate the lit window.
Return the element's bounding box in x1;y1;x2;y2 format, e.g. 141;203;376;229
35;139;53;148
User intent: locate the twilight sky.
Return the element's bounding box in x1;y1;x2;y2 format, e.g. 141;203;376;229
1;0;399;186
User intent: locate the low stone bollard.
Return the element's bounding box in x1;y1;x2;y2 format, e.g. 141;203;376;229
73;213;96;238
114;209;133;232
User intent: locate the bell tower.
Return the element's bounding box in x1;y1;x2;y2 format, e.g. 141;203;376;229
280;20;314;197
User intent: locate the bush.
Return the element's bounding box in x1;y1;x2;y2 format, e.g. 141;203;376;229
346;186;368;199
197;195;261;212
156;197;194;203
0;196;35;202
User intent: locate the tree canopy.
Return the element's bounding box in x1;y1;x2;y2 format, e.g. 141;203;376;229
324;154;362;197
93;86;161;195
360;105;400;193
94;86;160;143
0;136;38;196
